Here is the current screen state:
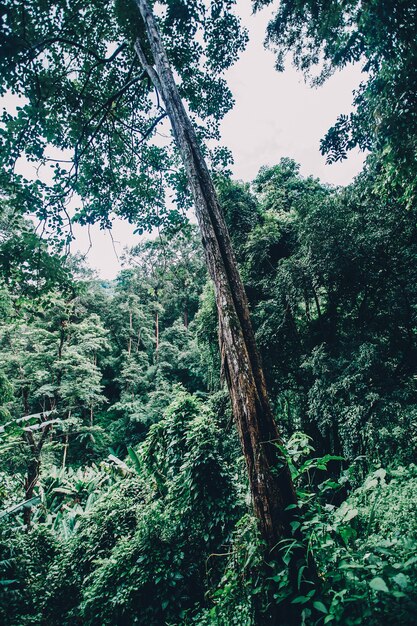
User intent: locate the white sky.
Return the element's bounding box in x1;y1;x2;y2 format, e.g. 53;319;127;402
221;1;365;185
7;0;366;279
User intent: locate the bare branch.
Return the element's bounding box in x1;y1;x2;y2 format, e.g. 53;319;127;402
24;38;127;64
139;112;167;143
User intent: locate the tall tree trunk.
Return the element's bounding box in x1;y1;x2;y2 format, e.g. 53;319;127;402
58;320;66;359
23;424;51;531
133;0;317;618
155;309;159;354
23;435;39;531
62;432;69;469
154;288;159;358
128;309;133;355
183;301;189;330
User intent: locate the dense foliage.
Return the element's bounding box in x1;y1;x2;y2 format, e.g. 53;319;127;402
1;157;417;624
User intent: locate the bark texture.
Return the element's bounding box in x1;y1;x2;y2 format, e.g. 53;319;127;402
132;1;316;616
23;424;50;530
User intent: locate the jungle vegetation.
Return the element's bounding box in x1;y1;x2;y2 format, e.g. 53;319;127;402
0;0;416;624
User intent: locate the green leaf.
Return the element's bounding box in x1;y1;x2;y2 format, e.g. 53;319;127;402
290;520;301;533
313;601;328;614
297;565;306;590
315;454;344;470
338;525;356;545
369;577;389;593
344;508;358;522
291;595;310;604
0;579;18;586
392;573;409;589
127;446;142;474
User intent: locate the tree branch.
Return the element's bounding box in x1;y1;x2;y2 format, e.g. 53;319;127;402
139;112;167;144
25;38;127;64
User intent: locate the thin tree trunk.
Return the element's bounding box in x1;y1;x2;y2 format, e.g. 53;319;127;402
133;2;317;611
63;410;71;468
23;424;51;531
58;320;66;359
128;309;133;355
155;310;159;354
62;433;69;469
23;437;39;531
154;287;160;358
312;285;322;319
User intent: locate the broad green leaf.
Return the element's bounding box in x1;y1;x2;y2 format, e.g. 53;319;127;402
369;577;389;593
313;601;328;614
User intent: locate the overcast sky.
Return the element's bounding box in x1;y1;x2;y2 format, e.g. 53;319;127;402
72;0;366;278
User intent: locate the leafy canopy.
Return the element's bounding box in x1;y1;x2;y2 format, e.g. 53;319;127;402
0;0;247;234
255;0;417;202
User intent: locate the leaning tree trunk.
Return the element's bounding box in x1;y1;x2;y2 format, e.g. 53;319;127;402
133;0;317;617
